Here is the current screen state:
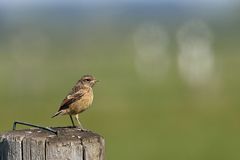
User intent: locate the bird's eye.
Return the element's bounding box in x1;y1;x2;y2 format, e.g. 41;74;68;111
86;79;91;81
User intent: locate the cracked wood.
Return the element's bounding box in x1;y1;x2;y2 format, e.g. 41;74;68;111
0;127;105;160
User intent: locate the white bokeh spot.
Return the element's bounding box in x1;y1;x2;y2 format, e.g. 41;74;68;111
177;20;215;87
133;23;170;83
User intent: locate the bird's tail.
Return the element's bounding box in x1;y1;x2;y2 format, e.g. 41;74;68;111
51;110;63;118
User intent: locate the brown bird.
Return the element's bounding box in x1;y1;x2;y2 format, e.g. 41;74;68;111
52;75;98;129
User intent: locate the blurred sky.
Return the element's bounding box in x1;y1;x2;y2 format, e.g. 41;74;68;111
0;0;239;7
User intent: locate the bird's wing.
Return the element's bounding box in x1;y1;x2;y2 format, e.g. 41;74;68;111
58;88;85;111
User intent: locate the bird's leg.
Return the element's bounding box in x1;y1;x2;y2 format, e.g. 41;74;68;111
69;115;76;127
75;114;84;130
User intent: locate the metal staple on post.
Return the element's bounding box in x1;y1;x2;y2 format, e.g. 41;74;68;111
13;121;58;135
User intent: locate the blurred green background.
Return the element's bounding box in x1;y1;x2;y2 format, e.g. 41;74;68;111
1;1;240;160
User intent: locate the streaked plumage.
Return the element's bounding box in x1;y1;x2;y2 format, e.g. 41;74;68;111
52;75;98;129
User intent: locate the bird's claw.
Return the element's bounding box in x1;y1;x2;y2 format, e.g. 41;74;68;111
76;127;88;132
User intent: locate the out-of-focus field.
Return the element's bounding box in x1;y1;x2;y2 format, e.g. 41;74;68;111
1;2;240;160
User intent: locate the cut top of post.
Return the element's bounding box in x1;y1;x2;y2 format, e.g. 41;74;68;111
0;127;105;160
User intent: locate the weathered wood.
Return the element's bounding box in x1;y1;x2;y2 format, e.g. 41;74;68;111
0;127;105;160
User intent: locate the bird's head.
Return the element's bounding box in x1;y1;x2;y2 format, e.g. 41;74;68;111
79;75;98;87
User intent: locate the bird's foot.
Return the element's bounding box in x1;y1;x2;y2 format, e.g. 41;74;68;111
76;127;88;132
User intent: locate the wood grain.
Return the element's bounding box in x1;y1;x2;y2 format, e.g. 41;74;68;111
0;127;105;160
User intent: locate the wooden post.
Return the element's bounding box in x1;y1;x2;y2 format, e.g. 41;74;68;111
0;127;105;160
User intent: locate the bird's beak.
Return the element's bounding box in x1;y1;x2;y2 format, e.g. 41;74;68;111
91;79;99;86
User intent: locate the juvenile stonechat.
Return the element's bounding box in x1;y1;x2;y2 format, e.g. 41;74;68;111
52;75;98;129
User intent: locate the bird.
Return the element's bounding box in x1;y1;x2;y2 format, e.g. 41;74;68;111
52;75;98;130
